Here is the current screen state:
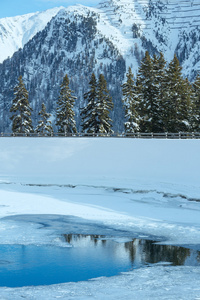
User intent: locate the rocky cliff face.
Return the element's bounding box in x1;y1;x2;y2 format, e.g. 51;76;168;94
0;0;199;132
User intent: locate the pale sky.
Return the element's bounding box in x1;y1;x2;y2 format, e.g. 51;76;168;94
0;0;101;18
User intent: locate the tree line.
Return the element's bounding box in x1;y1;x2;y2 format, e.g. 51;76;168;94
9;51;200;135
10;73;113;135
123;51;200;133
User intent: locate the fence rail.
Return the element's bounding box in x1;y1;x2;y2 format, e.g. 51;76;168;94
1;132;200;139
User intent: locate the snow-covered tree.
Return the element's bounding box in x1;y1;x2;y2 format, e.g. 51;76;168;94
81;73;98;134
178;77;193;131
191;74;200;131
122;67;140;133
56;74;77;134
164;54;191;132
136;51;162;132
81;73;113;135
96;74;114;134
10;75;33;134
35;103;53;135
152;52;168;132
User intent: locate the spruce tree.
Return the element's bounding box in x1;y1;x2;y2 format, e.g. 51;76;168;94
35;103;53;136
136;51;162;132
191;74;200;131
153;52;167;132
96;74;114;134
178;77;192;132
10;75;33;134
56;74;77;134
122;67;140;133
81;73;98;134
164;54;191;132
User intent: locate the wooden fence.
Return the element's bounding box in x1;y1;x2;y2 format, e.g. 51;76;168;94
1;132;200;139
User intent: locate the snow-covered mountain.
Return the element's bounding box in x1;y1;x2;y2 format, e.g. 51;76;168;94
0;0;200;132
0;5;127;132
97;0;200;77
0;7;64;63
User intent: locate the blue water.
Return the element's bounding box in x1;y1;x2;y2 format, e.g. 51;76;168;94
0;235;199;287
0;236;133;287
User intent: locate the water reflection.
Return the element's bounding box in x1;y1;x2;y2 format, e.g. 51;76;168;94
125;239;192;266
0;235;199;287
64;234;200;267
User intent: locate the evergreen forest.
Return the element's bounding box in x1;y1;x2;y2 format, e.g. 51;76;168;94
9;51;200;135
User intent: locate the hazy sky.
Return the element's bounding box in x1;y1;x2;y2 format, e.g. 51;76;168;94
0;0;101;18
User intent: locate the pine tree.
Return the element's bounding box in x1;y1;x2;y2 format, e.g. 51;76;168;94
191;74;200;131
136;51;162;132
10;75;33;134
81;73;98;134
96;74;114;134
164;54;191;132
35;103;53;136
56;74;77;134
122;67;140;133
153;52;167;132
178;77;192;131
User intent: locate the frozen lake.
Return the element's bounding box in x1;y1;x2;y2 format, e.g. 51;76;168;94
0;138;200;299
0;233;200;287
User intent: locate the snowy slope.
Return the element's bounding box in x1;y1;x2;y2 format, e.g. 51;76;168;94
0;5;126;132
0;138;200;299
0;1;200;74
98;0;200;74
0;7;63;62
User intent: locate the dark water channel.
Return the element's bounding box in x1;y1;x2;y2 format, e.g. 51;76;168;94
0;234;199;287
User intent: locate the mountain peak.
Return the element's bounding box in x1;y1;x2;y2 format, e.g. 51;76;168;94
0;7;64;63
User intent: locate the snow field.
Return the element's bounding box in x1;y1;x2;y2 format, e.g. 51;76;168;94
0;137;200;299
0;137;199;185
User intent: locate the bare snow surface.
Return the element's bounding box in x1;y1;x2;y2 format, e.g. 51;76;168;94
0;138;200;299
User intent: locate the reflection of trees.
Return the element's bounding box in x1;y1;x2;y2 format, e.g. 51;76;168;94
64;234;73;244
101;239;107;247
124;239;193;266
139;240;191;266
63;234;197;266
63;234;107;247
124;239;137;263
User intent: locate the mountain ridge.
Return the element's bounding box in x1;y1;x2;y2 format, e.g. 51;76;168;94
1;1;200;76
0;7;64;63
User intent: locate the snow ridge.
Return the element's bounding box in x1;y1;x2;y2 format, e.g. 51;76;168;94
0;1;200;75
0;7;64;63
